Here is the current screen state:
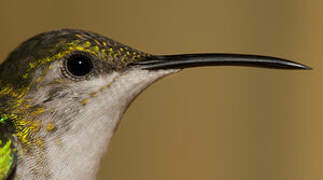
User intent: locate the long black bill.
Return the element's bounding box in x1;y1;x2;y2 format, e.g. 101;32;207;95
133;54;311;70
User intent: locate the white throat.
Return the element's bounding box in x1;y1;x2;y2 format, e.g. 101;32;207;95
15;69;178;180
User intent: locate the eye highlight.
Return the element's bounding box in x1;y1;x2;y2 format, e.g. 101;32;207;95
65;52;94;77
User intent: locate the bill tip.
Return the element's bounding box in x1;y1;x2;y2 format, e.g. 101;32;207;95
297;64;312;70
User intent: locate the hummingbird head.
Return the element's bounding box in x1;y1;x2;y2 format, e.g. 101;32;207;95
0;29;310;179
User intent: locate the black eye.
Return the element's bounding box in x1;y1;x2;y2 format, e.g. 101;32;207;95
66;53;93;76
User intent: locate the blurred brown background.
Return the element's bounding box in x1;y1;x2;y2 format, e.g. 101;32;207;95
0;0;319;179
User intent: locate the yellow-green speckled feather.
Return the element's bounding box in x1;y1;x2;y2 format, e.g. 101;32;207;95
0;131;16;179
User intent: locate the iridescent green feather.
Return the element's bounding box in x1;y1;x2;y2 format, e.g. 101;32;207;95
0;128;16;179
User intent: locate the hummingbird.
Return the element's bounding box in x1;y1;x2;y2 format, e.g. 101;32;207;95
0;29;310;179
